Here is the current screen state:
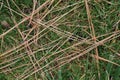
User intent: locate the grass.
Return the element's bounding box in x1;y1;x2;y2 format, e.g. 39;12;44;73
0;0;120;80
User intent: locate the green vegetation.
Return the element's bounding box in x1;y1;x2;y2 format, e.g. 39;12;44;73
0;0;120;80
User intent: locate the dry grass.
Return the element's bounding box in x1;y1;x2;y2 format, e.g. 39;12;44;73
0;0;120;80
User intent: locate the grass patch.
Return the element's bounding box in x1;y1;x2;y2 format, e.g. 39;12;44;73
0;0;120;80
